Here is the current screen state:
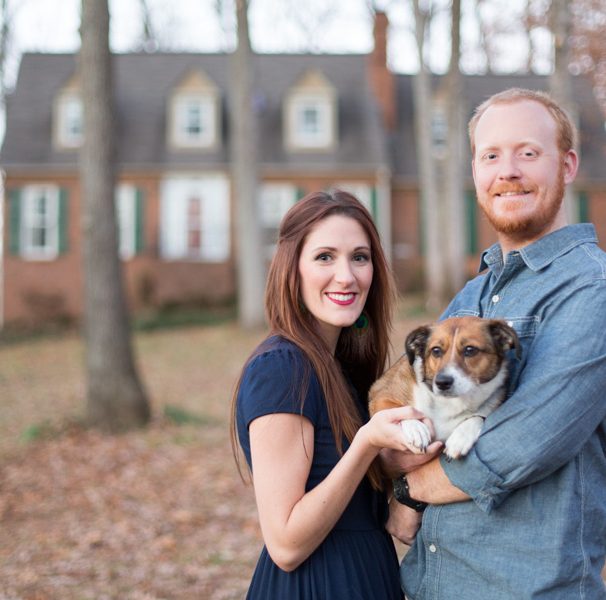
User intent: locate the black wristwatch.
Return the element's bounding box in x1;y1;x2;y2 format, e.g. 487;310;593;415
392;475;428;513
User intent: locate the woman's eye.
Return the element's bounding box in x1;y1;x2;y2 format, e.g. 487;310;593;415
430;347;443;358
353;253;370;263
315;253;332;262
464;346;479;357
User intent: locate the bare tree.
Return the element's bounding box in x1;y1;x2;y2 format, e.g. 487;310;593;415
549;0;579;222
79;0;150;431
412;0;447;311
137;0;160;52
230;0;265;328
443;0;467;295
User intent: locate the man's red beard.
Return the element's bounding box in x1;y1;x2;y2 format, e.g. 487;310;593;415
479;164;566;238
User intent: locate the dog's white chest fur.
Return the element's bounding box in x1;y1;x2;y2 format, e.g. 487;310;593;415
403;358;508;459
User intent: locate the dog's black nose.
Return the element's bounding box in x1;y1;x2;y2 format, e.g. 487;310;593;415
435;373;454;391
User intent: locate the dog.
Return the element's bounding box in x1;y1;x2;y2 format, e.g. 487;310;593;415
369;316;520;460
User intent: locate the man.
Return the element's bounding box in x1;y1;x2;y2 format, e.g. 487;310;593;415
388;88;606;599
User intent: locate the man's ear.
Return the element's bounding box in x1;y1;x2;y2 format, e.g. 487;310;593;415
405;326;431;365
563;149;579;185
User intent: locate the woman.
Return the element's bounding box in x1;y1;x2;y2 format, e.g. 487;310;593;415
230;190;435;599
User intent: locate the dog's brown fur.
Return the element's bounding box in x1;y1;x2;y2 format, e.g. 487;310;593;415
369;316;520;457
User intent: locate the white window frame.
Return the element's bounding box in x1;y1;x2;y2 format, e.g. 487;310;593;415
56;93;83;148
335;183;373;215
259;183;297;228
288;93;333;149
160;175;230;263
21;185;60;260
115;184;137;260
171;94;216;148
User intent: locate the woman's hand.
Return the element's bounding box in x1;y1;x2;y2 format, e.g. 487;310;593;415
361;406;433;453
386;498;423;545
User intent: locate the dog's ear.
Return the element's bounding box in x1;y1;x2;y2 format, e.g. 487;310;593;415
489;320;521;360
405;325;431;365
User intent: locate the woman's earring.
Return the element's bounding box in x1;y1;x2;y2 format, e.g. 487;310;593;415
354;312;369;330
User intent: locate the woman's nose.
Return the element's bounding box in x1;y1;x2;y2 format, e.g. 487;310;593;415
334;259;355;284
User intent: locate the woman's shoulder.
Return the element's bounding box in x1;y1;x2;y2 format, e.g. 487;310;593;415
247;335;308;372
238;335;322;426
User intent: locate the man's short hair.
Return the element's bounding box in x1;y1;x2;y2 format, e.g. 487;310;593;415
468;88;577;156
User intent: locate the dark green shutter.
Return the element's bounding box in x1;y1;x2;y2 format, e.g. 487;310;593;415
9;188;21;255
578;191;589;223
135;187;144;253
370;187;378;220
58;188;68;254
296;187;306;201
465;190;478;255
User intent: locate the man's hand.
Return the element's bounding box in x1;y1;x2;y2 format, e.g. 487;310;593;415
386;499;423;545
379;441;444;479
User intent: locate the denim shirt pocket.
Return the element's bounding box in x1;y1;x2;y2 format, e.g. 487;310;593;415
498;315;540;396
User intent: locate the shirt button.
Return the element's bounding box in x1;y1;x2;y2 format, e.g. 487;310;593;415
492;294;500;304
429;544;437;553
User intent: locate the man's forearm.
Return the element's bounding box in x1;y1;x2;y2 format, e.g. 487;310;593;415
407;457;470;504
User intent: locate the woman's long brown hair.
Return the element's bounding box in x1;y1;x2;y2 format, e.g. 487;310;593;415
230;190;396;490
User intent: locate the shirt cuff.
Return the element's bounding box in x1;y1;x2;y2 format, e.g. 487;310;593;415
441;451;509;513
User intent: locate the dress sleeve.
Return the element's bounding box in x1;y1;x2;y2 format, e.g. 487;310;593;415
238;345;322;430
443;279;606;512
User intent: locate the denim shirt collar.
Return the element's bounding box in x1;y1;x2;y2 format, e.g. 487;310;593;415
478;223;598;274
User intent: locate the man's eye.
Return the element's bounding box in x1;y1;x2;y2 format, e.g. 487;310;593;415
430;347;443;358
464;346;479;357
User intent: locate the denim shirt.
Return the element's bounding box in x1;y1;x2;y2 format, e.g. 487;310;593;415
401;224;606;600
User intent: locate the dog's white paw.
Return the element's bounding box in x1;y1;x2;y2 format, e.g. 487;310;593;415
444;416;485;460
400;419;432;454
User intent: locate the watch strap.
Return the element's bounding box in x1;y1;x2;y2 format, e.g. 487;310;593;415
392;475;428;512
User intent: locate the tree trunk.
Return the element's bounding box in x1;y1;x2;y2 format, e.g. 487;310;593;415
412;0;446;312
231;0;265;329
549;0;578;223
79;0;150;431
444;0;467;295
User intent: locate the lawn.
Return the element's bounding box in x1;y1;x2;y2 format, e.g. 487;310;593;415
0;302;429;600
1;303;603;598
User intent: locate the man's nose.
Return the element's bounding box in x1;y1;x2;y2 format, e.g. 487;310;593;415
498;154;522;180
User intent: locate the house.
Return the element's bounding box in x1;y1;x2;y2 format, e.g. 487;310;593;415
2;14;606;327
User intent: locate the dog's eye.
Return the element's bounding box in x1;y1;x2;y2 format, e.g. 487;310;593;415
430;347;443;358
464;346;479;357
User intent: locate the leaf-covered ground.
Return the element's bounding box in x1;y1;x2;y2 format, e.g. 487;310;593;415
1;306;604;598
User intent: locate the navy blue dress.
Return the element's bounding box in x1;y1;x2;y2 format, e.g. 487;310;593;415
236;336;403;600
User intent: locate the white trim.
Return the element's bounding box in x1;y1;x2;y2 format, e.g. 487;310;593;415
56;93;83;148
335;182;372;214
115;184;136;260
286;92;335;150
160;174;230;262
259;183;297;227
0;170;4;329
21;185;60;261
170;93;217;149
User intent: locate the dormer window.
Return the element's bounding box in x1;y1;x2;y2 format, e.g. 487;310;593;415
285;70;337;151
172;94;215;147
55;92;83;149
168;71;220;150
